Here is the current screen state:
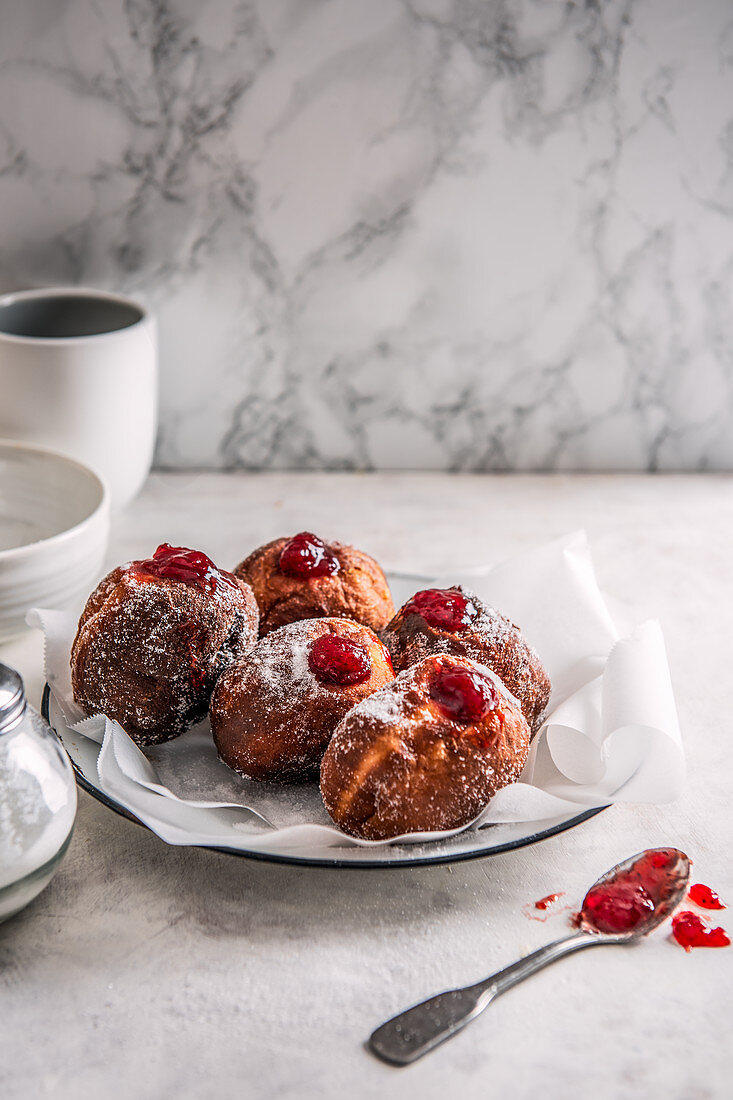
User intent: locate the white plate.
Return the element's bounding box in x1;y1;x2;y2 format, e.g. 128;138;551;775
43;689;606;869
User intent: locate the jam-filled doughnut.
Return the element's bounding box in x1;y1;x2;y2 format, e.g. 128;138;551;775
380;586;550;733
210;617;395;781
320;653;530;840
71;543;259;746
233;532;394;636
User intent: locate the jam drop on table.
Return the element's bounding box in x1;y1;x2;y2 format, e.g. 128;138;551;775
309;634;372;686
581;848;688;935
404;588;478;632
688;883;725;910
672;911;730;951
535;893;562;911
278;532;340;578
429;661;498;727
133;544;239;594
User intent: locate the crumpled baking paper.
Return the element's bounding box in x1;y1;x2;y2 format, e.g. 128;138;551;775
28;531;685;851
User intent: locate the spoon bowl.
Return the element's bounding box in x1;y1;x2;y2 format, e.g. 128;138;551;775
578;847;691;939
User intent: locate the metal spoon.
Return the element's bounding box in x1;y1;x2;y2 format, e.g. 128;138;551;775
368;847;690;1066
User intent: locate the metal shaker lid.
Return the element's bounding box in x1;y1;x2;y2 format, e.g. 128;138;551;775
0;661;26;733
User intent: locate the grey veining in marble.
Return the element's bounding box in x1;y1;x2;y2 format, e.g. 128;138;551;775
1;1;732;471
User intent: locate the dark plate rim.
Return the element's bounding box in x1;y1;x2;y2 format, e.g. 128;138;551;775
42;684;608;870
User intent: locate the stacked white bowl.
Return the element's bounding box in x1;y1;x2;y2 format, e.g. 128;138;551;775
0;440;109;641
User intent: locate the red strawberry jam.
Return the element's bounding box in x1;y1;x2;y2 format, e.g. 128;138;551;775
278;532;340;578
132;544;238;594
429;662;498;724
672;911;730;951
582;882;655;933
309;634;372;686
688;883;725;909
404;588;478;632
535;893;562;911
189;663;206;692
580;848;689;935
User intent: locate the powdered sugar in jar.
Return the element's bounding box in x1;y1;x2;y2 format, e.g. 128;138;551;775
0;662;76;922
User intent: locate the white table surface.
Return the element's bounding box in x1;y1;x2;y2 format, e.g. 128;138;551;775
1;472;730;1100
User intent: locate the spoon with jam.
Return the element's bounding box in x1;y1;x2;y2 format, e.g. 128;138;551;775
369;847;690;1066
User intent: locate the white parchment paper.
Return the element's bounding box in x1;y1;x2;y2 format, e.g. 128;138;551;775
29;531;685;851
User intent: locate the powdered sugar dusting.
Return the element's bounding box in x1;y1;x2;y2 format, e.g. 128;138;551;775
71;563;259;743
234;620;325;711
321;653;531;839
344;666;415;727
210;617;396;781
381;585;550;732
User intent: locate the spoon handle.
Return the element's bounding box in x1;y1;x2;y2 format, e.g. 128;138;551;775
369;931;619;1065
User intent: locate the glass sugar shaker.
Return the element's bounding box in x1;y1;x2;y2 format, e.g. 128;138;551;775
0;661;77;923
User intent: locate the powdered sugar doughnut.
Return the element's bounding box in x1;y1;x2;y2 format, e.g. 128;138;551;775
211;617;395;781
234;532;394;636
380;586;551;733
320;653;530;840
71;544;259;746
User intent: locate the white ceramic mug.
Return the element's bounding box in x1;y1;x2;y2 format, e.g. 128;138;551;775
0;286;157;510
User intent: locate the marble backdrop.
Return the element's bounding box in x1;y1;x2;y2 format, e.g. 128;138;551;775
1;0;732;471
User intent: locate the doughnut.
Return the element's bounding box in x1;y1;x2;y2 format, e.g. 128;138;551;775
233;532;394;636
320;653;531;840
70;543;259;745
211;617;395;781
380;586;550;733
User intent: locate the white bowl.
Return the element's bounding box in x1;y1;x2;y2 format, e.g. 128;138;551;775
0;440;109;641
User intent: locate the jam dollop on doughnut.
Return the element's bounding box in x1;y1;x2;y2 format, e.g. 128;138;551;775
381;584;550;734
278;532;340;578
211;618;395;781
429;661;498;725
234;534;394;636
71;546;259;746
404;588;478;632
133;543;240;594
320;653;531;840
308;634;374;685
